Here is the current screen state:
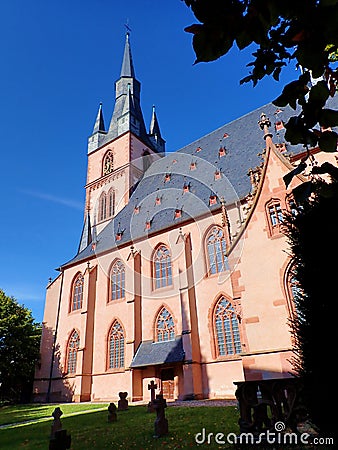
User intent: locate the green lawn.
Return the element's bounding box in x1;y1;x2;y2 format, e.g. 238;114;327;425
0;403;239;449
0;403;105;426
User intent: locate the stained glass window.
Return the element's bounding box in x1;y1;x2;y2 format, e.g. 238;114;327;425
109;321;125;369
154;245;172;289
67;330;79;374
71;274;84;311
214;297;241;356
206;227;228;275
156;307;175;342
111;260;125;301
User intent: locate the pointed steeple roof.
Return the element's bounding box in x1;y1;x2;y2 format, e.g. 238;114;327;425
78;211;92;254
148;105;166;153
120;32;135;78
149;105;161;136
92;102;106;133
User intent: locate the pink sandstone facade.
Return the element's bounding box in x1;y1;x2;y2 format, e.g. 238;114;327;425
33;34;336;403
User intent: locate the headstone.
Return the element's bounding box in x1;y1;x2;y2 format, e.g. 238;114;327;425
108;402;117;422
49;430;72;450
118;391;129;411
147;380;157;413
50;407;63;438
49;408;71;450
153;394;168;438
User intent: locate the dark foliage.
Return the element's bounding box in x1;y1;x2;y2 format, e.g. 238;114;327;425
183;0;338;152
0;289;41;403
284;180;338;435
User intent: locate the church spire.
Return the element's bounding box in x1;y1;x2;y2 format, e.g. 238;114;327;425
148;105;165;153
92;102;105;133
88;102;107;153
149;105;161;136
120;32;135;78
77;211;92;254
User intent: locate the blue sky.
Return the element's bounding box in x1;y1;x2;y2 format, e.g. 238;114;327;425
0;0;296;323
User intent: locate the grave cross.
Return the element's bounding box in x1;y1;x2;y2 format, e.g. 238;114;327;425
148;380;158;403
153;394;168;438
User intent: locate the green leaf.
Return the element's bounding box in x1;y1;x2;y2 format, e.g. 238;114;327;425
318;130;338;152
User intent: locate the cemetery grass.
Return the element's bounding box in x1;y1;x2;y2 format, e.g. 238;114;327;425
0;403;239;449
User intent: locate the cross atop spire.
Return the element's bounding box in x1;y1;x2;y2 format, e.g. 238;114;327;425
124;19;132;35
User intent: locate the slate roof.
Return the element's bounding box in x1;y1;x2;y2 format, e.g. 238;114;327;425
63;95;338;268
130;337;185;368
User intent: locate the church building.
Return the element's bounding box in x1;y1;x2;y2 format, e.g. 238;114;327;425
33;33;336;403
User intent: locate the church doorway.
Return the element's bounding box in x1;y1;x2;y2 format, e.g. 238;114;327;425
161;368;175;400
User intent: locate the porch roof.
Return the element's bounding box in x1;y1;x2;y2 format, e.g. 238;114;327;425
130;336;185;368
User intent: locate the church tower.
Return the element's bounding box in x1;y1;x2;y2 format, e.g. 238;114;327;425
82;32;164;241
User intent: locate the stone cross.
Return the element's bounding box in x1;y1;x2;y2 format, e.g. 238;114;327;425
148;380;157;403
147;380;158;413
50;407;63;438
108;402;117;422
118;391;129;411
49;408;71;450
153;394;168;438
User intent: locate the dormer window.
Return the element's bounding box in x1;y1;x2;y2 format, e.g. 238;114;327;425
219;146;226;157
196;146;202;152
209;195;217;206
155;196;161;205
174;209;182;219
164;173;171;182
214;170;221;180
190;161;196;170
183;183;190;193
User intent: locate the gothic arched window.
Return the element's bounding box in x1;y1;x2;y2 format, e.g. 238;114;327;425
99;192;107;222
107;188;115;218
206;226;228;275
153;245;172;289
103;151;114;175
108;320;125;369
266;199;284;236
66;330;80;374
71;274;84;312
155;307;175;342
213;296;241;357
110;260;125;301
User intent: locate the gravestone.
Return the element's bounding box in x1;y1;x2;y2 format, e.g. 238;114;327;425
147;380;157;413
153;394;168;438
49;408;71;450
108;402;117;422
49;430;72;450
50;407;63;438
118;392;129;411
